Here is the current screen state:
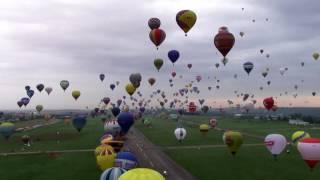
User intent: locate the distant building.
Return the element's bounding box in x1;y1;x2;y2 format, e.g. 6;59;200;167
234;114;243;118
289;119;309;126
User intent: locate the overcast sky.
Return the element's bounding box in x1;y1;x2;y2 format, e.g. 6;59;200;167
0;0;319;110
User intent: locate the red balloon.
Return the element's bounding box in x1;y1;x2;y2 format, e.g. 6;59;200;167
263;97;274;110
214;26;235;57
149;28;166;49
188;102;197;112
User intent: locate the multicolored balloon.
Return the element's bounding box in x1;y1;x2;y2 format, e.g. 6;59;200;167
149;29;166;49
148;18;161;30
176;10;197;36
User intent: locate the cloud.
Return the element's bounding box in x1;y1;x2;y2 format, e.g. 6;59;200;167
0;0;319;109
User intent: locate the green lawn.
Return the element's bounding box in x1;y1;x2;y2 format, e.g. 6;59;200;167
136;115;320;180
0;118;104;180
1;115;319;180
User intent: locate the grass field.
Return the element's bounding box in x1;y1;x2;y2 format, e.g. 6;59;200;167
135;115;320;180
0;115;320;180
0;118;104;180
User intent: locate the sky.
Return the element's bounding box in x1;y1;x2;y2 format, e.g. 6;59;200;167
0;0;319;110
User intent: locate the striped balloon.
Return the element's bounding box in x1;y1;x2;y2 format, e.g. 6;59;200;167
148;18;161;30
100;167;127;180
149;29;166;49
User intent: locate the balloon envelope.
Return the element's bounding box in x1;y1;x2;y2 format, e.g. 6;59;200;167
117;112;134;134
297;138;320;169
174;128;187;142
72;116;87;132
176;10;197;35
0;122;15;140
119;168;165;180
264;134;287;156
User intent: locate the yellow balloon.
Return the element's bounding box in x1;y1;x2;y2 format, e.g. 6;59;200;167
125;83;136;96
72;90;81;100
119;168;165;180
176;10;197;35
223;131;243;155
95;145;116;171
291;131;310;145
199;124;209;134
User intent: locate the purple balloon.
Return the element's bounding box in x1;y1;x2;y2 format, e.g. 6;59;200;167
168;50;180;64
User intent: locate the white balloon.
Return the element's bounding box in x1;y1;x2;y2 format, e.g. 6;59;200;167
174;128;186;142
264;134;287;156
297;138;320;164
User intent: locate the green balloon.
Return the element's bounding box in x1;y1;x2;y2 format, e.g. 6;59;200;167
223;131;243;155
154;59;164;71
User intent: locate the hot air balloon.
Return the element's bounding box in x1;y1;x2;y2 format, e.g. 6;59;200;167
25;86;31;91
96;145;116;171
174;127;187;142
104;120;121;137
125;83;136;96
221;58;228;66
60;80;69;91
201;105;209;113
263;97;274;110
36;105;43;113
209;118;218;128
129;73;142;88
36;84;44;92
119;168;165;180
196;75;202;82
176;10;197;36
100;167;127;180
243;62;254;75
27;90;34;98
313;52;319;60
262;71;268;78
0;122;15;140
239;31;244;37
111;107;121;117
199;124;209;135
223;131;243;155
148;18;161;30
154;59;164;71
21;97;30;107
214;26;235;58
21;135;31;146
114;151;138;170
264;134;287;159
149;29;166;49
109;84;116;91
215;63;220;68
17;101;23;108
148;78;156;86
168;50;180;65
100;74;105;82
171;71;176;78
72;116;87;132
103;97;111;105
297;138;320;170
188;102;197;113
72;90;81;100
187;64;192;69
45;87;52;95
292;131;311;145
117;112;134;134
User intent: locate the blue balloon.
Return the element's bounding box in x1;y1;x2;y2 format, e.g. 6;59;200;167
21;97;30;106
25;85;31;91
111;107;121;117
117;112;134;134
72;116;87;132
100;167;126;180
110;84;116;91
100;74;105;81
27;90;34;98
139;107;145;113
114;151;138;170
168;50;180;64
